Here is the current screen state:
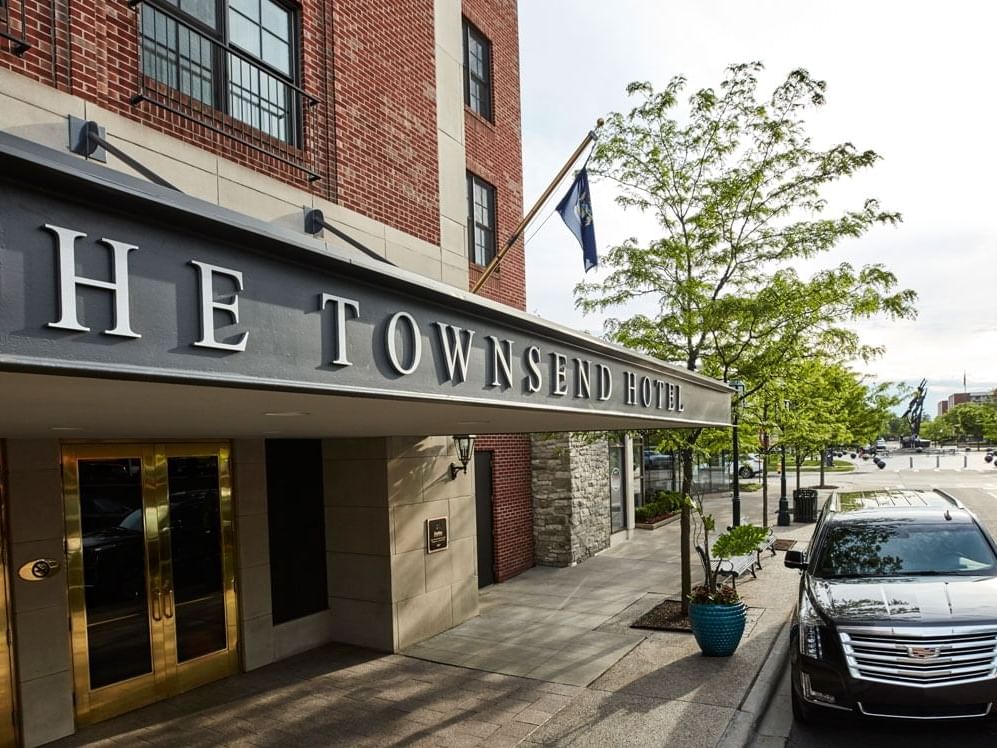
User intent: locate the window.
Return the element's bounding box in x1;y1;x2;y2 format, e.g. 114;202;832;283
467;173;497;266
815;521;997;578
139;0;299;144
266;439;328;624
462;20;492;120
0;0;31;56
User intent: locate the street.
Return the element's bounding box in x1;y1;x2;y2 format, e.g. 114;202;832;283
753;454;997;747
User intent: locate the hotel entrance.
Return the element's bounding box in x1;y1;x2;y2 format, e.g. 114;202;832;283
62;444;238;725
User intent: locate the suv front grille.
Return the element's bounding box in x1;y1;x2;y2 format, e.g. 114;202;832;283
839;627;997;687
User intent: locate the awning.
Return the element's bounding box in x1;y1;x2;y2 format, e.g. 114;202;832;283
0;133;731;438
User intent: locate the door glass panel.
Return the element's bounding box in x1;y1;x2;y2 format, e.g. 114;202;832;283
609;442;625;532
166;456;226;662
78;459;152;689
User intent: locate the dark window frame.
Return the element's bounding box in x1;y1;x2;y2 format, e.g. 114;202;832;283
462;18;493;121
467;172;497;267
141;0;303;146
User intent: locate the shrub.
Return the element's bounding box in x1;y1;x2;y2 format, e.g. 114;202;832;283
711;524;768;560
636;494;682;523
654;490;683;513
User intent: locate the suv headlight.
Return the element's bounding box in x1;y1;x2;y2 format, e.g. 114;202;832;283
799;592;825;660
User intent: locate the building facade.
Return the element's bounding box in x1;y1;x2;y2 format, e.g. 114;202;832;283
0;2;731;745
937;391;995;417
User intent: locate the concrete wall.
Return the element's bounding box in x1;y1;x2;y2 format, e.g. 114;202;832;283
234;434;479;668
4;440;74;747
531;434;611;567
323;436;478;652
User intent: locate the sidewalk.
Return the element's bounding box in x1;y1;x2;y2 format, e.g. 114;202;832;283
53;488;819;747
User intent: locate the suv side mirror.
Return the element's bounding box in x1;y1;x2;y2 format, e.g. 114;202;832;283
784;550;807;569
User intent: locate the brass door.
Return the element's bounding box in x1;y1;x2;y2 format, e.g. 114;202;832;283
63;444;237;725
0;445;17;747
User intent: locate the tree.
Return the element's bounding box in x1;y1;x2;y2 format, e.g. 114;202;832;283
937;403;996;444
577;63;917;612
921;416;954;444
774;360;898;486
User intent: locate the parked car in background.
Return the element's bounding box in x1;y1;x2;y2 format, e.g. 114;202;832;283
643;450;674;470
785;489;997;723
732;453;764;479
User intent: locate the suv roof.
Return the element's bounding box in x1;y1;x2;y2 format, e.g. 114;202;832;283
824;489;965;522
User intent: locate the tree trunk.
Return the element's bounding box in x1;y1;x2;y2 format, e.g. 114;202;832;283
795;449;801;491
680;445;695;616
819;443;827;487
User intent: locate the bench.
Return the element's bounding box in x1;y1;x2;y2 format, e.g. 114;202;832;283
695;545;757;591
717;552;757;589
754;528;777;569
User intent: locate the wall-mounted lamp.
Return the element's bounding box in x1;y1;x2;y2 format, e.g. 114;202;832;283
450;435;476;479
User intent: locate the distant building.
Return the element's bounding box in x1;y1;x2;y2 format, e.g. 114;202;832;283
938;391;995;416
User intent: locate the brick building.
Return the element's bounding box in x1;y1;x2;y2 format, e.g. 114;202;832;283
937;391;995;417
0;1;729;743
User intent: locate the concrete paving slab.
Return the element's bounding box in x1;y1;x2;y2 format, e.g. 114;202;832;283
524;690;735;747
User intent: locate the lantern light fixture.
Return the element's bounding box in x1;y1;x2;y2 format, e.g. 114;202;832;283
450;435;475;479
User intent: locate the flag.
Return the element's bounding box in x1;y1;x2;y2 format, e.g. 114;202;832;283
556;167;598;272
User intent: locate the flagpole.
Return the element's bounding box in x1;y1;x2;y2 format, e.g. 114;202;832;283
471;119;604;294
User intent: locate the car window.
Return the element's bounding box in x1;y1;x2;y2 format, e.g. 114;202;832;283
814;521;997;578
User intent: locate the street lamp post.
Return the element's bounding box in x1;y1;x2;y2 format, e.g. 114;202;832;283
777;398;792;526
730;380;746;527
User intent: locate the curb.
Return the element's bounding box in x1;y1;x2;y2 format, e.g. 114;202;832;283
716;614;793;748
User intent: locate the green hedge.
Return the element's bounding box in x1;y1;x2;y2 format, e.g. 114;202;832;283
635;490;684;523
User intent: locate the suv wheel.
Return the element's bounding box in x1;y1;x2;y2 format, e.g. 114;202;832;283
738;466;754;479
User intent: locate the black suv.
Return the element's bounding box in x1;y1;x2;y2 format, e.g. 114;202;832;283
785;489;997;722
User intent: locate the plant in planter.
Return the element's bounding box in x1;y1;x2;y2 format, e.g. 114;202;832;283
634;490;684;525
687;498;766;656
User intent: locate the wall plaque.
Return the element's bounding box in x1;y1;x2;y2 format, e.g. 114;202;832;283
426;517;448;553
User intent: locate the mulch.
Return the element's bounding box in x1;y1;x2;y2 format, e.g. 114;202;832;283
631;599;693;633
773;539;797;551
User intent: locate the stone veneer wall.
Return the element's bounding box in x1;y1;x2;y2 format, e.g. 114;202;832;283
531;434;610;567
569;437;613;561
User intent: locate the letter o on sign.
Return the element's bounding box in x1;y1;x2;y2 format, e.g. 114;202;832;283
386;312;422;375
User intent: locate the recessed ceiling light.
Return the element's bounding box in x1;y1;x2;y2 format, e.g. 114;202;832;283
50;426;83;431
263;411;310;417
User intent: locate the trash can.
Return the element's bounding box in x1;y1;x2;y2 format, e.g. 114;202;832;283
793;488;819;523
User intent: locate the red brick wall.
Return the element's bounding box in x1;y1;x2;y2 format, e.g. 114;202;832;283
0;0;440;246
330;0;440;245
476;434;532;582
463;0;532;581
462;0;525;311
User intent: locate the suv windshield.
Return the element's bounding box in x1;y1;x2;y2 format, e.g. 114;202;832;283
814;520;997;578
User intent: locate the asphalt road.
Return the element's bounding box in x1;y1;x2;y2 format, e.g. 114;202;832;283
753;457;997;747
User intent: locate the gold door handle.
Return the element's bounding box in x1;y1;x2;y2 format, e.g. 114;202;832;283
164;587;174;619
151;588;162;622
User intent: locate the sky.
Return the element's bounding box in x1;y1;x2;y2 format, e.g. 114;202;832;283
517;1;997;415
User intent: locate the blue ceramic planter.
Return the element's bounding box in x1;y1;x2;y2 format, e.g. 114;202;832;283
688;602;747;656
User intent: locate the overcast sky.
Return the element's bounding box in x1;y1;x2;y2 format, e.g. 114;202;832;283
517;1;997;415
